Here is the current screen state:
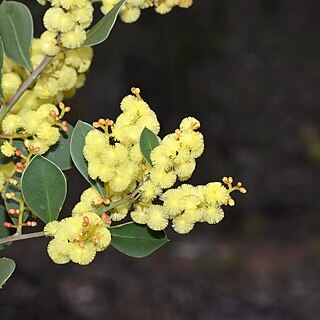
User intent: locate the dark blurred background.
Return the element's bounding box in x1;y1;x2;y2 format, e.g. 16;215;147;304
1;0;320;319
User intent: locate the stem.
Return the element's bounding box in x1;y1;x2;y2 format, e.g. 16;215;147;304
0;55;54;123
0;231;45;245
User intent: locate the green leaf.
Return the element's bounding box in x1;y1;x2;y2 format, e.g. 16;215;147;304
70;120;105;196
21;155;67;223
0;257;15;288
83;0;126;47
139;127;159;166
110;222;169;258
0;36;4;101
0;205;14;250
0;1;33;72
4;171;29;224
44;124;74;170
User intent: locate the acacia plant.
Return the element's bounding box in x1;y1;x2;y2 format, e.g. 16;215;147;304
0;0;246;287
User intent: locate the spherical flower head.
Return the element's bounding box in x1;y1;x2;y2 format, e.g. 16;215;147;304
58;12;76;32
135;113;160;135
180;117;201;131
34;77;59;99
60;0;87;10
80;187;101;207
203;206;224;224
2;72;22;96
71;2;94;25
161;188;184;218
43;7;64;32
37;104;59;121
36;123;60;146
84;130;109;153
24;137;50;155
179;130;204;158
120;5;141;23
109;171;132;192
37;0;46;5
150;146;173;171
0;141;16;157
155;3;172;14
44;221;61;236
204;182;229;205
110;203;130;221
146;205;168;231
58;65;77;90
172;214;194;234
150;168;176;189
47;239;71;264
61;25;87;49
139;180;162;202
120;94;138;112
173;148;191;165
131;205;148;224
68;242;96;265
87;160;105;180
101;0;116;15
179;0;193;8
174;158;196;181
2;114;23;134
40;31;60;56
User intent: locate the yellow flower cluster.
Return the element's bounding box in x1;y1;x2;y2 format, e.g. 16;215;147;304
1;103;68;155
1;41;93;109
79;89;246;234
101;0;193;23
44;211;111;265
41;0;93;52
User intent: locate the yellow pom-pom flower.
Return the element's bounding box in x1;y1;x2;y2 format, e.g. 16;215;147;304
71;2;94;24
120;5;141;23
0;141;16;157
2;114;23;134
39;31;60;56
36;123;60;146
43;7;64;32
57;65;77;90
61;26;87;49
146;205;168;231
2;72;22;98
204;182;229;205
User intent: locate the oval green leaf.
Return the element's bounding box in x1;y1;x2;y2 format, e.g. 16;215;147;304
0;257;15;288
110;222;169;258
44;124;74;170
140;127;159;166
21;155;67;223
0;205;14;250
4;171;29;224
0;1;33;72
70;120;105;196
83;0;126;47
0;36;4;101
